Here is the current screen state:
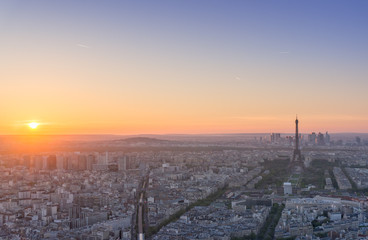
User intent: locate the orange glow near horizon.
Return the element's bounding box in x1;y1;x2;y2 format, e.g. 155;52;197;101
0;114;367;135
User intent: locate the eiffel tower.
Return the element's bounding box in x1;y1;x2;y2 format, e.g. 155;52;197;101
293;116;302;162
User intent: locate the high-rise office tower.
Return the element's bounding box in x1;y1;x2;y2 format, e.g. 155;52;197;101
317;132;325;146
270;133;281;143
56;156;65;170
86;155;96;171
78;155;87;171
308;132;317;145
118;156;127;171
47;155;57;170
325;132;330;145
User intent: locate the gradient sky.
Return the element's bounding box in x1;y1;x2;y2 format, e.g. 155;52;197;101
1;1;368;134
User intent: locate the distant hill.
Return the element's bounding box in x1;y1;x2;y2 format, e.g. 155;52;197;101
112;137;173;144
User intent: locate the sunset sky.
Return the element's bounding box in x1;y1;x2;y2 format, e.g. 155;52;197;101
1;1;368;135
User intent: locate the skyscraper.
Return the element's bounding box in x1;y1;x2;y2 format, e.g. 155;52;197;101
325;132;330;145
308;132;317;145
86;155;96;171
270;133;281;143
293;116;302;161
47;155;57;170
118;156;127;171
317;132;325;146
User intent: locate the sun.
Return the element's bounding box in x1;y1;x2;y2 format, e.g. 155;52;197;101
28;122;39;129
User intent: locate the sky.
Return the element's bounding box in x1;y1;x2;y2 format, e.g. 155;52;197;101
1;0;368;135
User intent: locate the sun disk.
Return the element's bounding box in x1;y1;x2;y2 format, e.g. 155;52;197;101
28;122;39;129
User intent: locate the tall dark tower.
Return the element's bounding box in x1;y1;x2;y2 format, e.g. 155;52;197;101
293;116;302;161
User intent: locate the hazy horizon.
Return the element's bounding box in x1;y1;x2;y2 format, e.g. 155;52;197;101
3;131;368;136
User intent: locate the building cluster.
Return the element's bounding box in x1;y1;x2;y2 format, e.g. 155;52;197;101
333;167;352;190
337;151;368;167
0;152;144;239
1;152;141;173
324;170;335;191
269;132;331;146
275;196;367;239
144;150;265;228
152;193;272;240
345;168;368;189
0;149;266;239
307;132;331;146
267;132;368;148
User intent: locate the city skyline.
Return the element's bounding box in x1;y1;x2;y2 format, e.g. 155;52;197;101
2;1;368;135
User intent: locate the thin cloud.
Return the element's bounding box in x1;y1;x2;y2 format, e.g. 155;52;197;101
230;116;284;121
77;43;90;49
13;120;53;126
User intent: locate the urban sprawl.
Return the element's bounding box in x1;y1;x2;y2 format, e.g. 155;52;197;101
1;130;368;240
